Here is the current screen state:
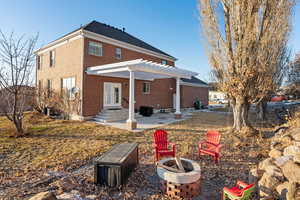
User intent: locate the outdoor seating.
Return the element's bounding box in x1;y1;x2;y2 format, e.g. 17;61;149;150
223;180;255;200
153;129;176;161
198;130;222;163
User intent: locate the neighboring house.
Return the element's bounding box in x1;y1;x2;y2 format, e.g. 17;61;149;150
208;82;226;103
35;20;208;129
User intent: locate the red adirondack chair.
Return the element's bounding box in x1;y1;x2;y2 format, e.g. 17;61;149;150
153;130;176;161
198;130;222;163
223;180;255;199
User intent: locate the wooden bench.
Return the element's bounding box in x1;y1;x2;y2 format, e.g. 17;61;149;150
94;143;138;187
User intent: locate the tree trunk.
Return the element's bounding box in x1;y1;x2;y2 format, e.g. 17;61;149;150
13;118;24;137
257;100;268;120
231;98;251;131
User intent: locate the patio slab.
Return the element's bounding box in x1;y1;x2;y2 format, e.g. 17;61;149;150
95;111;194;132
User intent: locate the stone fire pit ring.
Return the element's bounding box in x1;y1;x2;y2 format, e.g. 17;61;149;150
157;157;201;199
157;158;201;184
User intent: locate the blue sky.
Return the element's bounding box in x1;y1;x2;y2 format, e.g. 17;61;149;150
1;0;300;82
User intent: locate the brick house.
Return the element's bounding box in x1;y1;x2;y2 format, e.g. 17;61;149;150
35;20;208;129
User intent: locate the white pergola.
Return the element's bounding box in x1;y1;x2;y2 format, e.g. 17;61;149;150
86;59;198;130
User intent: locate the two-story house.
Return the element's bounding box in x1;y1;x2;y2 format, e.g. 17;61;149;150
35;20;208;130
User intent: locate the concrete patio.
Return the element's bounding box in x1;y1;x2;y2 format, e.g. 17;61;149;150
95;110;195;132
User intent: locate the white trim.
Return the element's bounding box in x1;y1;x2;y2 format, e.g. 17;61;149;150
35;28;177;62
180;81;209;88
86;59;197;79
83;30;176;62
103;82;122;107
35;30;84;55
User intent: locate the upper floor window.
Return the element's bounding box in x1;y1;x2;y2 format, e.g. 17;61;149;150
49;50;55;67
142;82;150;94
88;41;103;56
37;55;42;70
61;77;76;99
162;60;167;65
115;48;122;59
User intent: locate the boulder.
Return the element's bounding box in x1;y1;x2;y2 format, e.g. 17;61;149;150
28;192;57;200
258;173;281;198
259;158;275;171
265;165;284;180
53;177;78;194
248;168;264;183
283;145;300;157
289;128;300;140
269;149;282;159
281;160;300;183
293;133;300;141
274;155;293;167
276;181;289;197
293;153;300;164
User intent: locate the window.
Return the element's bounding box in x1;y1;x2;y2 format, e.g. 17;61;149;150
61;77;75;99
38;80;42;94
142;82;150;94
162;60;167;65
49;50;55;67
47;79;52;97
37;55;42;70
115;48;122;59
88;41;103;56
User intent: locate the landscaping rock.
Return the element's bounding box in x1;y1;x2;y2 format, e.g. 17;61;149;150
274;155;293;167
258;158;275;171
248;168;264;183
283;145;300;157
281;160;300;183
289;128;300;140
54;177;78;194
265;165;284;180
269;149;282;159
293;132;300;141
258;173;280;198
28;191;57;200
293;153;300;164
276;181;289;197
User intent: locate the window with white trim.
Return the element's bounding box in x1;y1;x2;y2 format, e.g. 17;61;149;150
88;41;103;56
61;77;75;99
37;55;42;70
49;50;55;67
142;82;150;94
162;60;167;65
47;79;52;97
115;48;122;59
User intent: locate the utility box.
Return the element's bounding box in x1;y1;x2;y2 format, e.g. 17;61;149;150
94;143;138;187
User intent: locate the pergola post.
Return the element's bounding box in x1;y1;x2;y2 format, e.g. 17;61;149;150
127;70;137;130
175;77;182;119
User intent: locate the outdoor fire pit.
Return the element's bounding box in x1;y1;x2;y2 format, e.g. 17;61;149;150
157;157;201;199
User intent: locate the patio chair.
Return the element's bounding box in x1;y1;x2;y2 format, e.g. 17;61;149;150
198;130;221;163
223;180;255;200
153;130;176;161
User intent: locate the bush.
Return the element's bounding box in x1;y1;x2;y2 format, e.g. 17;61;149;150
194;99;202;110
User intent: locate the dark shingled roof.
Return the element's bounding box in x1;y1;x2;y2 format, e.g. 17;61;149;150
83;21;175;59
181;76;208;86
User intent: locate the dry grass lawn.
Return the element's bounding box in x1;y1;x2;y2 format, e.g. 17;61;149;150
0;111;275;199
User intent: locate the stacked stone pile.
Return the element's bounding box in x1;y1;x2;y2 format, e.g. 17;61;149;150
250;128;300;199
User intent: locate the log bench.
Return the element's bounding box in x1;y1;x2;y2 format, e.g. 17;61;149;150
94;143;138;187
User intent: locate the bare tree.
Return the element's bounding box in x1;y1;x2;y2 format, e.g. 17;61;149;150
0;31;38;137
198;0;294;133
286;53;300;98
